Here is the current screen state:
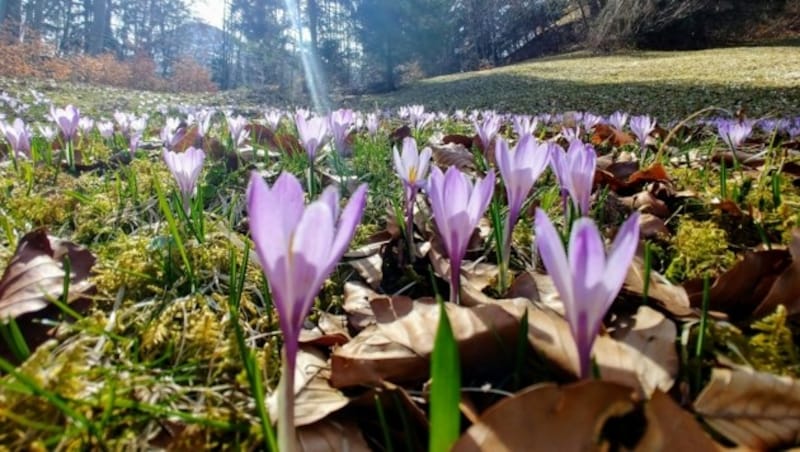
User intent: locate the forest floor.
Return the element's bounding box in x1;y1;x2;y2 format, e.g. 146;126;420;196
0;44;798;450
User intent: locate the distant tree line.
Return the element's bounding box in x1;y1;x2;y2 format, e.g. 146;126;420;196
0;0;795;96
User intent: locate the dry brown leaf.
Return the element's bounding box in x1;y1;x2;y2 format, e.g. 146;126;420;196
753;229;800;318
330;297;522;388
620;191;670;217
346;230;394;289
639;213;671;239
685;243;794;322
591;124;635;148
695;366;800;449
0;228;95;320
624;256;695;318
431;142;476;172
637;391;722;451
268;347;349;427
342;281;385;331
452;381;638;452
296;418;371;452
298;312;350;347
595;306;678;396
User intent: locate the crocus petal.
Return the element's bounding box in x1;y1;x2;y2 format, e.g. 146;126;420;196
603;212;641;304
567;218;606;328
534;209;574;312
329;184;367;269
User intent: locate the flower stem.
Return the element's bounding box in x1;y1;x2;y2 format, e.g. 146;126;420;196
450;257;461;305
405;186;417;264
278;352;297;452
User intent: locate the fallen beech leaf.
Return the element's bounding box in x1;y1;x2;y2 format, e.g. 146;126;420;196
753;229;800;318
268;347;349;427
389;125;412;146
591;124;634;147
452;381;638;452
330;297;522;388
627;163;670;186
296;418;370;452
624;256;694;317
595;306;678;396
695;366;800;449
431;142;476;172
442;134;475;149
685;248;791;322
298;313;350;347
619;191;670;217
342;282;390;331
0;228;95;320
346;230;395;289
638;391;721;451
638;213;671;239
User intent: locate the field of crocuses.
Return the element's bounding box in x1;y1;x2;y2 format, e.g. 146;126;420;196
0;85;800;450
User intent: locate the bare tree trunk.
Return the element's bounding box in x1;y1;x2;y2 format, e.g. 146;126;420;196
88;0;107;54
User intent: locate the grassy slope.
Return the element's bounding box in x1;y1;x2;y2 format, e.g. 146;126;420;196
349;44;800;119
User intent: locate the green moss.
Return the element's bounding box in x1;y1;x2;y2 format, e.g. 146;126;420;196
665;219;735;281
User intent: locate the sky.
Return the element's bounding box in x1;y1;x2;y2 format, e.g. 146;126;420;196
191;0;226;29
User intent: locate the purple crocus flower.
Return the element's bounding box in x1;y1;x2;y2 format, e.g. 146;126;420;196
78;117;95;135
295;113;329;159
534;209;640;378
495;135;551;262
629;115;656;151
194;109;213;137
247;171;366;449
550;140;597;217
264;109;283;131
161;117;185;150
113;111;130;132
226;114;249;149
163;146;205;214
428;166;495;304
2;118;31;158
582;113;603;132
717;119;753;150
393;137;432;258
512;115;539;138
51;104;80;141
474;113;502;152
365;112;380;136
38;125;56;143
328;108;354;154
607;111;629;130
97;120;115;139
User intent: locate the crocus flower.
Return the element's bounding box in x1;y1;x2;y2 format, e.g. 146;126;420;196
582;113;603;132
161;117;185;150
295;113;329;159
495;135;551;262
114;111;130;132
51;104;80;140
2;118;31;158
428;166;495;304
328;108;354;154
194;109;213;137
512;115;539;138
393;137;432;259
607;111;628;130
78;117;95;134
163;146;205;214
550;140;596;217
247;171;366;451
97;120;115;139
264;109;283;131
38;125;56;143
365;112;379;136
474;113;502;152
717;119;753;151
226;114;248;149
629;115;656;152
534;209;640;378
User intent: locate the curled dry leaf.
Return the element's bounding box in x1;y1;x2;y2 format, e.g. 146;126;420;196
685;229;800;321
638;213;671;239
346;229;394;289
453;381;639;452
267;346;349;427
330;297;523;388
694;366;800;449
591;124;634;148
0;228;96;320
298;312;350;347
455;380;718;452
620;191;670;218
595;306;679;396
431;142;476;173
624;256;694;318
296;418;371;452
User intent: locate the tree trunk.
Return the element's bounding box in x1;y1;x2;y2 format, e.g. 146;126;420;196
89;0;107;54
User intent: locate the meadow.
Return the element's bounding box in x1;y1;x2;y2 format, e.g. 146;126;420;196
0;43;799;450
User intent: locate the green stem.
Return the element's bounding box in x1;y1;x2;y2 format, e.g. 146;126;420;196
278;354;297;452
